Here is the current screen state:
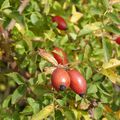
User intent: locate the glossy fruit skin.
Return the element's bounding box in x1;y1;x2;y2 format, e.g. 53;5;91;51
68;69;87;95
51;68;70;91
115;37;120;45
52;47;68;65
52;16;67;30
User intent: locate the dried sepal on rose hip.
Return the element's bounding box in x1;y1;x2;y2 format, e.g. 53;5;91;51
68;69;87;97
52;16;67;30
51;68;70;91
52;47;68;65
38;48;58;66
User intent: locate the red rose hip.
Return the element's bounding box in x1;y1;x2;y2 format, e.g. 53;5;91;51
52;47;68;65
68;69;87;96
52;16;67;30
51;68;70;91
115;37;120;45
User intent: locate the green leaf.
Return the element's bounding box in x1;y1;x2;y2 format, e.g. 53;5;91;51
31;85;51;97
8;11;24;24
28;60;37;74
30;13;38;25
86;66;93;80
101;0;109;10
31;104;54;120
1;0;10;10
102;59;120;69
102;38;112;62
27;97;39;114
15;41;28;55
75;94;82;102
97;84;111;96
64;109;76;120
107;12;120;24
37;73;46;85
105;24;120;35
2;95;11;108
87;84;98;94
79;22;102;36
6;72;25;85
92;73;103;81
55;110;64;120
39;60;47;72
56;99;66;106
60;35;68;45
81;111;92;120
11;85;26;104
94;107;103;120
43;0;50;15
100;69;120;85
113;3;120;10
84;44;91;60
20;106;33;115
44;30;56;41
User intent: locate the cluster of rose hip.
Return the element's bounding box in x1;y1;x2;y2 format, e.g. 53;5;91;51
50;47;87;96
52;15;120;45
39;15;120;96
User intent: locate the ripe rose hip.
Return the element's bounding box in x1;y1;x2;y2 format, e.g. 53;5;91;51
68;69;87;96
52;47;68;65
52;16;67;30
51;68;70;91
115;37;120;45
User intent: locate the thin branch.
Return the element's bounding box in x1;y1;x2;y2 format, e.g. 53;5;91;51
6;0;30;32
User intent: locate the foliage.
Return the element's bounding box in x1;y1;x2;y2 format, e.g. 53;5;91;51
0;0;120;120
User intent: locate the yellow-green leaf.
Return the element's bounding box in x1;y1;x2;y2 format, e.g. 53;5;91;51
102;59;120;69
31;104;54;120
70;5;83;23
100;69;120;84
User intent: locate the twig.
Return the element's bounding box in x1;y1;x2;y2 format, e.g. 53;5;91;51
6;0;30;31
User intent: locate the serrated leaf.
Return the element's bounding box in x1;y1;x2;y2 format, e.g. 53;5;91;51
11;85;26;104
79;22;102;36
6;72;25;85
36;73;46;84
1;0;10;10
2;95;11;108
27;97;39;114
102;59;120;69
84;44;91;60
81;111;92;120
8;11;24;24
70;5;83;23
64;109;76;120
100;69;120;85
44;30;56;41
60;35;68;45
30;13;38;24
107;13;120;24
97;84;111;96
31;85;51;97
101;0;109;10
102;38;112;62
94;107;103;120
87;84;98;94
15;23;25;35
31;104;54;120
105;24;120;35
55;110;64;120
43;0;50;15
20;106;33;115
86;66;93;80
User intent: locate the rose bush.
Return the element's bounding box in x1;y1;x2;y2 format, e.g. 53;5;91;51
0;0;120;120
